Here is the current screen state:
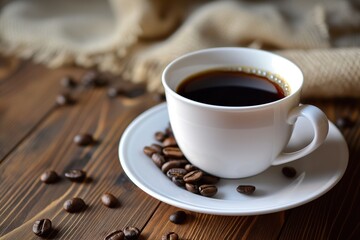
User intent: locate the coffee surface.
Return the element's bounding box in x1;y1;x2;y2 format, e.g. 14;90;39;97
176;68;287;107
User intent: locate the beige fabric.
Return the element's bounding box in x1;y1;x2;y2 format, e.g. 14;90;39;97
0;0;359;97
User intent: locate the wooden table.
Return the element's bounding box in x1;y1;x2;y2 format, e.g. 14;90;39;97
0;56;359;240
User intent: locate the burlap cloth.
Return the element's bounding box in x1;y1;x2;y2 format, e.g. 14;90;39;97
0;0;359;97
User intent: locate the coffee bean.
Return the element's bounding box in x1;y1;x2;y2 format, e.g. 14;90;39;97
183;170;203;183
336;117;355;129
63;197;86;213
64;169;86;182
161;159;188;173
33;219;52;237
184;164;198;172
101;193;119;208
163;147;184;158
200;174;220;184
169;210;187;224
172;176;186;187
185;183;199;194
104;230;125;240
151;153;166;168
150;144;163;153
124;86;145;98
155;131;167;142
82;70;108;87
165;125;173;137
282;166;297;178
56;93;75;106
167;168;187;179
143;146;158;157
162;137;177;147
123;226;140;240
236;185;256;195
60;75;77;88
40;170;60;184
199;184;217;197
162;232;179;240
73;133;95;146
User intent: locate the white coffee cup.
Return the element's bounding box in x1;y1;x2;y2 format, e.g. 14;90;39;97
162;47;329;178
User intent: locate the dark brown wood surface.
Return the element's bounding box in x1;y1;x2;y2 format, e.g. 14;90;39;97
0;57;359;239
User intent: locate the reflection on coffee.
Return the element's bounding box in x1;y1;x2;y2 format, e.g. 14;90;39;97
176;67;290;107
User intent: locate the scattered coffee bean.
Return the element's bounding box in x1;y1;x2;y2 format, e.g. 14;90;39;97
185;183;199;194
33;219;52;237
101;193;119;208
172;176;186;187
162;137;177;147
124;86;145;98
56;93;75;106
167;168;187;179
162;232;179;240
199;184;217;197
163;147;184;158
63;197;86;213
64;169;86;182
123;226;140;240
155;131;167;142
236;185;256;195
169;210;187;224
104;230;125;240
73;133;94;146
151;153;166;168
60;75;77;88
184;164;198;172
143;146;158;157
336;117;355;129
282;166;297;178
82;70;108;87
165;125;173;137
161;159;188;173
150;143;163;153
183;170;203;183
200;174;220;184
40;170;60;184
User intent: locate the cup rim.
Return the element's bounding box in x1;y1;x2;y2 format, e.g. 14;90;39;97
162;47;303;111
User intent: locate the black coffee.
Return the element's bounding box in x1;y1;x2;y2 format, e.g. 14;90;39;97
176;68;288;107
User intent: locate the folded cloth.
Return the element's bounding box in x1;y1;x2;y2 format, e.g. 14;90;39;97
0;0;359;97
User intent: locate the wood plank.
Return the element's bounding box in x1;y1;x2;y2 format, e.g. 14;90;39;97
279;99;360;239
0;81;164;239
0;61;85;161
142;204;285;239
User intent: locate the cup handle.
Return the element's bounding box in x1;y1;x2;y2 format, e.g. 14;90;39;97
271;104;329;166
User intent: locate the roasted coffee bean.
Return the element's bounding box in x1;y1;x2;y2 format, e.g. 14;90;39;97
185;183;199;194
169;210;187;224
155;131;167;142
64;169;86;182
336;117;355;129
123;226;140;240
151;153;166;168
236;185;256;195
143;146;158;157
162;232;179;240
200;174;220;184
282;166;297;178
150;143;163;153
165;125;173;136
167;168;187;178
33;219;52;237
104;230;125;240
82;70;108;87
172;176;186;187
183;170;203;183
199;184;217;197
162;137;177;147
40;170;60;184
63;197;86;213
101;193;119;208
163;147;184;158
124;86;146;98
161;159;188;173
60;75;77;88
56;93;75;106
73;133;94;146
184;164;198;172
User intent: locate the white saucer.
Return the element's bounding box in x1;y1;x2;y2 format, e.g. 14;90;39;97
119;103;348;216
